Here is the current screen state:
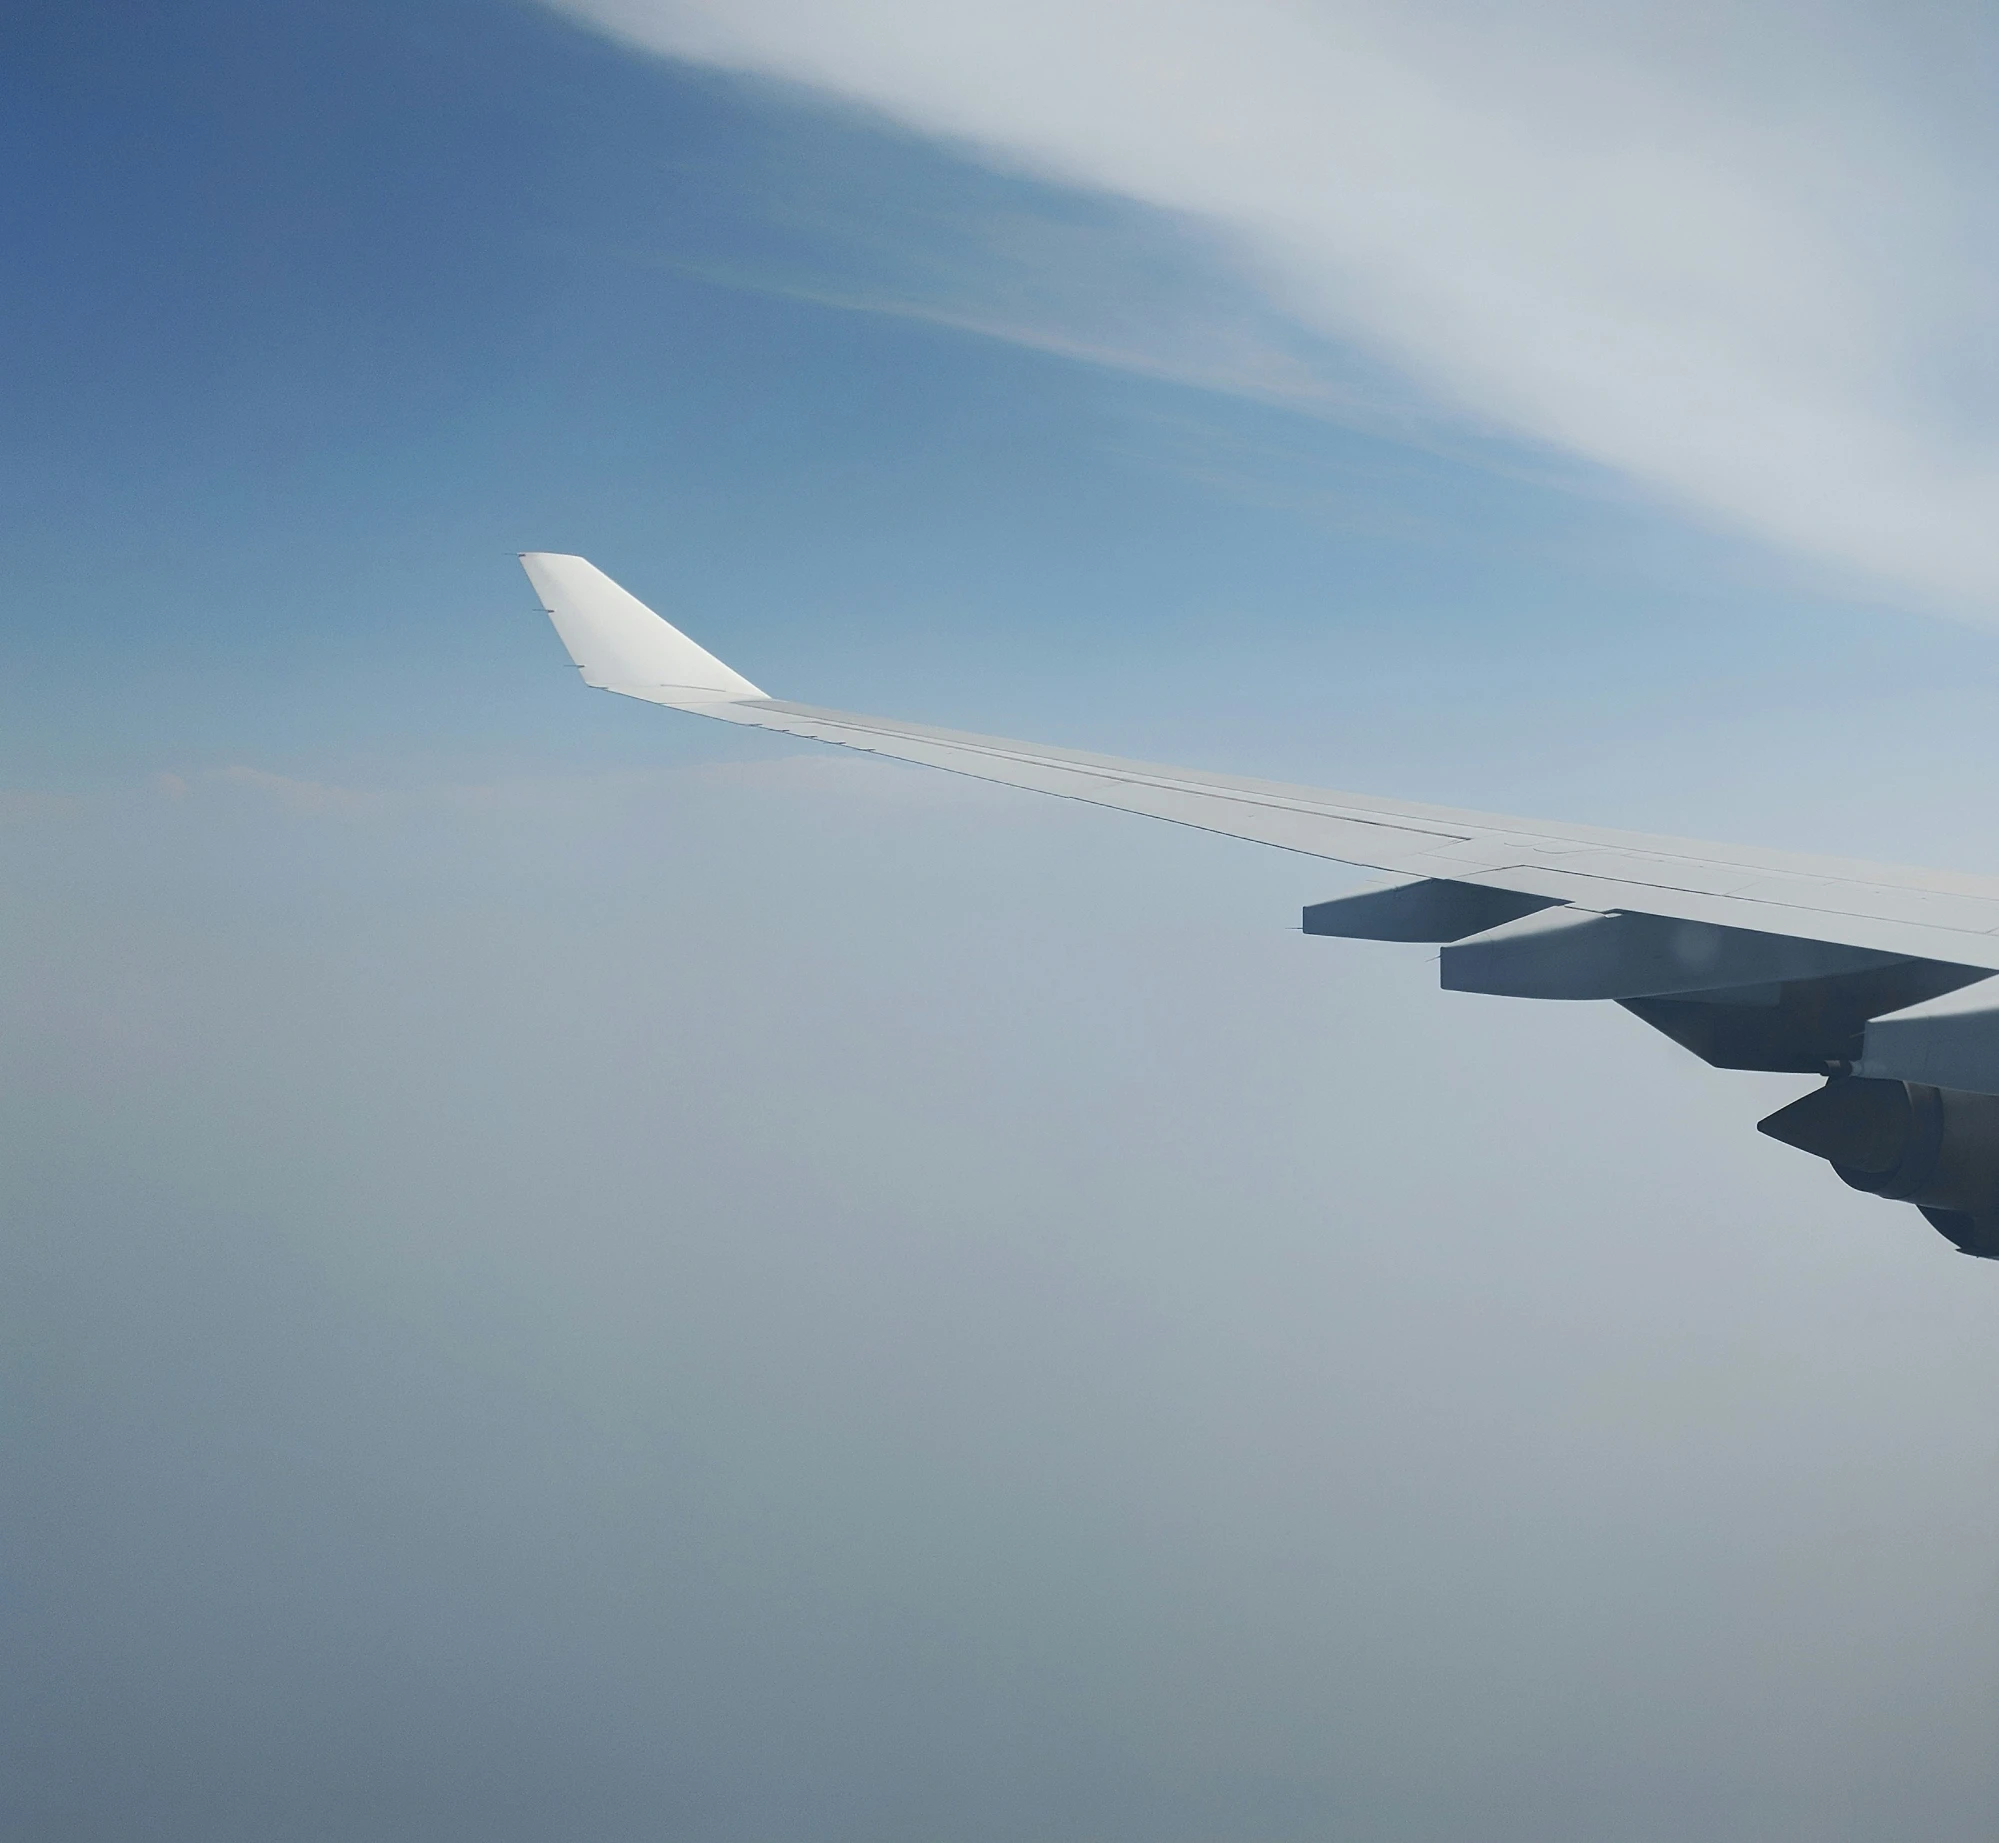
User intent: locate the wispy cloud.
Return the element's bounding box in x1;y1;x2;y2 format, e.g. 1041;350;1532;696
130;754;1010;823
550;0;1999;617
639;245;1386;422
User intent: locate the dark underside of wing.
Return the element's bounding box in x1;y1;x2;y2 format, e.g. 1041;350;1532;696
1620;961;1989;1075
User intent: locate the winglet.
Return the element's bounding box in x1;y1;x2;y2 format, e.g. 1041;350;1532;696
520;553;764;702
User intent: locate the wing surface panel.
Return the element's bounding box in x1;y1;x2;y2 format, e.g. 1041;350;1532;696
685;694;1999;971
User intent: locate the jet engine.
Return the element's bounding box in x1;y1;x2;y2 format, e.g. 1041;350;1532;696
1759;1078;1999;1258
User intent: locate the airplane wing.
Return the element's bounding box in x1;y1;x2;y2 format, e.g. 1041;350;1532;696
521;551;1999;1257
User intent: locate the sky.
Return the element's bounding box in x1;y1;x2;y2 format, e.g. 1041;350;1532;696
6;3;1999;1839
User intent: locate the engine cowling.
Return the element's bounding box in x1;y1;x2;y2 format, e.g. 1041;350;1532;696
1758;1078;1999;1258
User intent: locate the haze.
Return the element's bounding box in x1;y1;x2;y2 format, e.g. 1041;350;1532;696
5;5;1999;1839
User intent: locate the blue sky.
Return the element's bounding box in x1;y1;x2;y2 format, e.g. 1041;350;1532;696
9;4;1999;1840
14;0;1999;822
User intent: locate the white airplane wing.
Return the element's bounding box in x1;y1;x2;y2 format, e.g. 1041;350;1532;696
521;551;1999;1258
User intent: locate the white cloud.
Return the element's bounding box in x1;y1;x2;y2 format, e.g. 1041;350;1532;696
548;0;1999;616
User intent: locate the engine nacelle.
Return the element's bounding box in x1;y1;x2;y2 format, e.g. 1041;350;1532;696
1758;1078;1999;1258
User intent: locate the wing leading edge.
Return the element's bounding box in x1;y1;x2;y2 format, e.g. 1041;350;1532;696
521;551;1999;1258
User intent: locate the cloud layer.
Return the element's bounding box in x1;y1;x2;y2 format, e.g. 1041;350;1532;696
551;0;1999;615
11;750;1999;1841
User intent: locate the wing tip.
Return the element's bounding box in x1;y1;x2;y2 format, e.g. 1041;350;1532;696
518;551;764;702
